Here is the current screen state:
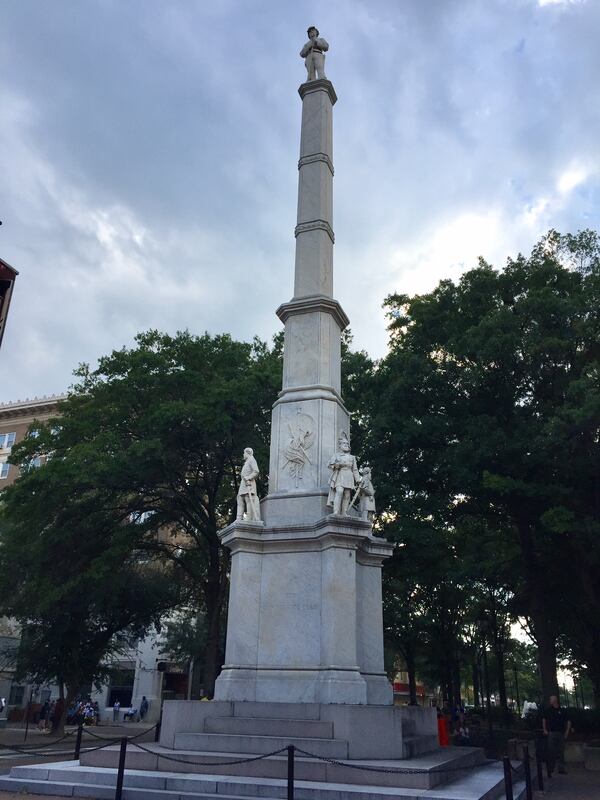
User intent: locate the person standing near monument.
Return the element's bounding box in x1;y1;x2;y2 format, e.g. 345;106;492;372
300;26;329;81
236;447;261;522
542;694;572;775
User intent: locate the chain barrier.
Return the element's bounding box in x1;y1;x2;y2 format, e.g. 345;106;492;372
0;730;74;752
132;740;289;767
81;722;157;742
0;735;122;758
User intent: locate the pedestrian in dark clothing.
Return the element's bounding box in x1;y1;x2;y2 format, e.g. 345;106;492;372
542;695;571;776
38;700;50;731
140;696;149;721
51;698;64;733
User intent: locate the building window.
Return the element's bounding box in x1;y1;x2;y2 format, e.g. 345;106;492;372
0;462;9;480
0;432;16;450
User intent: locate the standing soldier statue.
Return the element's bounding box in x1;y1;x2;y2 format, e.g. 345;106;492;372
236;447;261;522
327;432;360;516
300;26;329;81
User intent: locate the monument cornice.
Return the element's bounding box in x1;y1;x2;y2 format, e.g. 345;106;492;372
298;152;334;175
276;295;349;330
294;219;335;243
219;515;393;560
298;78;337;106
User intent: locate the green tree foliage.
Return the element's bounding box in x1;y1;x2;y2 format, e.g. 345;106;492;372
1;330;282;698
0;492;179;731
369;230;600;705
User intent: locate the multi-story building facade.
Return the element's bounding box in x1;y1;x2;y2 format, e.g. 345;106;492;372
0;395;64;486
0;395;188;723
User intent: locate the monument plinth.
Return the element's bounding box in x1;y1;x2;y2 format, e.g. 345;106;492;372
213;71;394;706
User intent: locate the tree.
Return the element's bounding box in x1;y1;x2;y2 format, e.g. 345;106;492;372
3;330;282;697
0;489;180;732
372;230;600;703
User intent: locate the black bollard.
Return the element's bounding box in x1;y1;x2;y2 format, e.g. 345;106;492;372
114;736;128;800
523;744;533;800
287;745;295;800
503;756;514;800
74;723;84;760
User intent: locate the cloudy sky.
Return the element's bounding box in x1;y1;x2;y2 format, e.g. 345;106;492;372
1;0;598;402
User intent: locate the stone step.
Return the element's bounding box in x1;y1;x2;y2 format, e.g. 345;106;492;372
232;701;321;720
402;734;439;759
173;731;349;758
0;776;252;800
4;759;525;800
81;743;487;789
204;715;334;739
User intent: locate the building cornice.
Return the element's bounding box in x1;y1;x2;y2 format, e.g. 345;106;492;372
0;394;67;421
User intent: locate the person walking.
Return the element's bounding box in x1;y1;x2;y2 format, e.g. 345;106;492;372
112;700;120;723
140;696;149;721
38;699;50;731
542;694;572;776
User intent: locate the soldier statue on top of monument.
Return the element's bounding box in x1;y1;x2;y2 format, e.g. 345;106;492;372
300;26;329;82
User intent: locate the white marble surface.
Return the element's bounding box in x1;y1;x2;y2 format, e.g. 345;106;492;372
214;517;393;705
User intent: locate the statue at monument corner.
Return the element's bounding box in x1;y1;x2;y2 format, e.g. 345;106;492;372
356;466;376;522
236;447;261;522
300;26;329;82
327;432;360;516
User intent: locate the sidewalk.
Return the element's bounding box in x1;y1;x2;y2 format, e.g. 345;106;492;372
534;763;600;799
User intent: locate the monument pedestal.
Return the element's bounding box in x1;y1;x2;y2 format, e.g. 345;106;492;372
214;515;394;706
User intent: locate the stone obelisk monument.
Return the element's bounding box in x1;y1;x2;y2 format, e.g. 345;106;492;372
214;28;394;707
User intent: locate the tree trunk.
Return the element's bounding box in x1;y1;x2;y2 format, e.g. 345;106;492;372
201;539;226;698
53;681;67;736
406;648;418;705
515;520;559;701
472;663;480;708
453;658;462;707
495;647;508;710
529;604;559;701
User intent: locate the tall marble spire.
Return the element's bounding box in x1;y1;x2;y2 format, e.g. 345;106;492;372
261;78;350;527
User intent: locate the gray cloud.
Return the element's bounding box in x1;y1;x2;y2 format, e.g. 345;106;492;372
1;0;598;401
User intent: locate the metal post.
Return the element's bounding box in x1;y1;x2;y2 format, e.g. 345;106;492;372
74;723;84;760
523;744;533;800
503;756;514;800
114;736;127;800
482;645;493;741
536;746;544;792
23;699;32;742
287;745;295;800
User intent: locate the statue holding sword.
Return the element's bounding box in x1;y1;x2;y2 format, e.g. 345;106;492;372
349;466;376;522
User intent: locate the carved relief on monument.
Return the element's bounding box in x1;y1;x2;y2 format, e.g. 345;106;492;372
281;407;315;488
